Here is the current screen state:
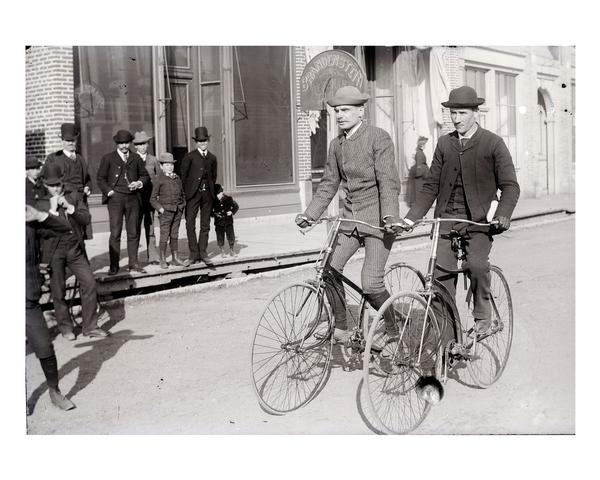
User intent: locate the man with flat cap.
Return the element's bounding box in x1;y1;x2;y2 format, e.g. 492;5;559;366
42;123;93;238
97;129;150;275
398;86;520;335
180;126;217;264
132;130;160;265
295;85;403;344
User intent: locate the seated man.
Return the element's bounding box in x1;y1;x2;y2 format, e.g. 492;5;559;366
36;164;109;340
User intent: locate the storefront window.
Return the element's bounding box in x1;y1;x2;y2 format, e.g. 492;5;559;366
495;71;517;163
74;46;154;192
233;46;293;186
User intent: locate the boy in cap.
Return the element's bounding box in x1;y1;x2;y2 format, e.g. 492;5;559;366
211;184;239;257
150;153;189;269
399;86;520;335
97;129;150;275
132;130;160;265
36;164;108;340
26;155;44;206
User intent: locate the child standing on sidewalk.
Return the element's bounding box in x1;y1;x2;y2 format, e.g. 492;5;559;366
150;153;189;269
211;183;239;257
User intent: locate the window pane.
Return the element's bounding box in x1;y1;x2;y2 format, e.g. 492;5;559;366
465;67;486;100
233;46;293;186
200;46;220;82
168;83;190;156
201;83;222;165
166;46;190;68
74;46;154;192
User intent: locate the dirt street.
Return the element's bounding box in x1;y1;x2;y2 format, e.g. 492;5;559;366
25;218;575;434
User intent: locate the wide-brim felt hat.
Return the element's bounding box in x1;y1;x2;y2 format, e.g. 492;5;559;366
113;129;134;143
60;123;80;141
326;86;370;107
158;152;176;164
42;163;63;185
441;86;485;108
26;155;41;169
193;126;210;141
133;130;153;144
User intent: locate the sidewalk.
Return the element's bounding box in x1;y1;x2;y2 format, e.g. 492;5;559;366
74;193;574;295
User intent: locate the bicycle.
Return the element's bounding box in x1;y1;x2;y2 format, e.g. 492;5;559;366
250;216;409;415
362;217;514;434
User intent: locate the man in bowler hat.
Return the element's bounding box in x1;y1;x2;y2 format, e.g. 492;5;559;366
97;129;150;275
180;126;217;264
42;123;93;239
399;86;520;335
132;130;160;264
295;86;403;344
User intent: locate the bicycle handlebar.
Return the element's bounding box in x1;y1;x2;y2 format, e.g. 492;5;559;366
299;216;387;234
413;218;498;227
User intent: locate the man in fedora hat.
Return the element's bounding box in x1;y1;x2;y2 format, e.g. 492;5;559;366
180;126;217;264
97;129;150;275
295;85;403;344
35;163;109;340
42;122;93;239
132;130;160;265
151;153;189;269
399;85;520;335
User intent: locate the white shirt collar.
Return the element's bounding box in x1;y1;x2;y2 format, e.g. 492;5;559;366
458;123;478;140
344;121;362;139
198;148;207;156
63;149;76;159
118;150;129;161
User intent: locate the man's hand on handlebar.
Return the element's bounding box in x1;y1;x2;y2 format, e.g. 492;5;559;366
295;213;311;229
384;216;412;234
492;215;511;233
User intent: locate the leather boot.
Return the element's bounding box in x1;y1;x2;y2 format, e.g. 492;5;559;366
171;246;190;267
49;387;76;411
40;355;76;411
159;245;168;269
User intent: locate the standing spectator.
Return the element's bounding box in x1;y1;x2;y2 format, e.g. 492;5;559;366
42;122;93;239
97;129;150;275
150;153;189;269
180;126;217;265
211;183;239;257
295;86;402;344
132;130;160;265
400;86;520;335
26;203;76;412
407;136;430;207
36;164;109;340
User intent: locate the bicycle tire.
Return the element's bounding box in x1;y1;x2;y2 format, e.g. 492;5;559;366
384;262;426;296
466;265;514;388
363;291;441;434
250;282;333;414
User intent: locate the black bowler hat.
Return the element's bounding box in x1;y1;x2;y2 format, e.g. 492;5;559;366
113;129;134;143
60;123;80;141
441;86;485;109
193;126;210;142
26;155;41;169
42;163;64;186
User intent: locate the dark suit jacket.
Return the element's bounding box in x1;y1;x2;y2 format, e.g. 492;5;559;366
150;172;186;213
96;150;150;203
304;123;400;238
180;149;218;200
43;150;92;194
406;125;520;225
212;194;239;227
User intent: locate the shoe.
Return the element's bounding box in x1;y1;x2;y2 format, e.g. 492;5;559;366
230;249;236;257
332;328;352;344
49;387;76;411
107;266;119;276
200;256;213;266
83;328;110;338
128;264;147;274
160;258;168;269
170;254;189;267
220;247;226;258
473;318;492;335
61;331;76;341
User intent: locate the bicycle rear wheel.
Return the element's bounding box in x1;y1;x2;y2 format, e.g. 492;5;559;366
363;292;441;434
250;282;333;414
466;266;514;388
384;262;425;295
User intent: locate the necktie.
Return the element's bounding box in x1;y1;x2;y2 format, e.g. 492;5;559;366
460;138;468;150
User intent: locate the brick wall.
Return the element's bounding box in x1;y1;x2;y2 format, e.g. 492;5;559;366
294;47;312;182
25;46;75;160
441;46;465;134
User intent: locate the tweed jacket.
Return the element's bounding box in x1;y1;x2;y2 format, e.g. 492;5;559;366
212;194;239;227
406;125;520;226
43;150;92;194
96;150;150;204
304;123;401;238
140;153;161;184
150;171;186;213
180;149;218;200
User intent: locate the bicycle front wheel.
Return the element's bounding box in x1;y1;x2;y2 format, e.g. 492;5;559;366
467;266;514;388
250;282;333;414
363;291;441;434
384;262;425;295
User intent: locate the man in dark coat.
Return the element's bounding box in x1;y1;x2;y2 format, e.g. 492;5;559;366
400;86;520;334
211;183;239;257
407;136;430;207
42;123;93;239
295;86;403;344
180;126;217;264
36;164;109;340
97;129;150;275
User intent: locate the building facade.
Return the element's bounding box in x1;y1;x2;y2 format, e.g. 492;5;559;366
25;45;575;231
